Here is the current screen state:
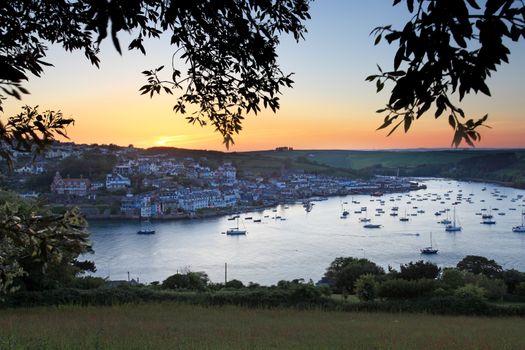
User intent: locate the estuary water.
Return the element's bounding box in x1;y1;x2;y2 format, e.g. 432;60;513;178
88;179;525;285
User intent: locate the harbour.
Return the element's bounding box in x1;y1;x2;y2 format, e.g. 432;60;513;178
88;179;525;285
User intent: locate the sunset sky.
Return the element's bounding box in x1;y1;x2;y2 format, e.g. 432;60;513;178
3;1;525;151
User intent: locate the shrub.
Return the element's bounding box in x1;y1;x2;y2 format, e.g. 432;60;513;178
457;255;503;279
378;278;437;299
476;277;506;301
398;260;440;280
454;284;486;301
502;269;525;294
355;274;378;301
515;282;525;297
161;272;209;291
440;268;466;290
225;279;244;289
69;276;106;290
324;257;384;293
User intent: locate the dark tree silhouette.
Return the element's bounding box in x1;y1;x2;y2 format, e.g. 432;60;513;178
368;0;525;146
0;0;311;148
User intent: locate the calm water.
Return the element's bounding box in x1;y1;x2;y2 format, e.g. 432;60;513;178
88;179;525;285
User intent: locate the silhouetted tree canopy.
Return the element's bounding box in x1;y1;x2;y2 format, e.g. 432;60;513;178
1;0;524;151
369;0;525;146
0;0;310;148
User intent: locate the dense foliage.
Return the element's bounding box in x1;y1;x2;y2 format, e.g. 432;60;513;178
1;0;310;147
324;257;385;294
369;0;525;146
0;190;94;296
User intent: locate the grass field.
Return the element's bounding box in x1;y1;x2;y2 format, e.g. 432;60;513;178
1;303;524;349
249;149;525;170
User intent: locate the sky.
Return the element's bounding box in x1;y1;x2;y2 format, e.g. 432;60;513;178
3;1;525;151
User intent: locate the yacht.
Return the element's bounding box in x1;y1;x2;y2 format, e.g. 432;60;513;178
420;232;438;255
512;211;525;233
226;218;247;235
137;220;155;235
445;207;462;232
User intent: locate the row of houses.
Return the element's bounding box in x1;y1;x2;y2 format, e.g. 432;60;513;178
120;189;239;217
50;172;132;196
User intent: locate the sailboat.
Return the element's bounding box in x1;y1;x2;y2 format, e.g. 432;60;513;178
445;207;462;232
512;210;525;232
137;219;155;235
399;209;409;222
420;232;438;254
481;208;496;225
226;217;247;235
340;202;349;219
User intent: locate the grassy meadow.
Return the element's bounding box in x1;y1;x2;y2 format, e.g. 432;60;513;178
1;303;524;349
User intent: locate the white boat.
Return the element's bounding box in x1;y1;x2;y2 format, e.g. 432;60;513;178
399;209;409;222
420;232;438;255
445;207;462;232
512;211;525;233
137;219;155;235
226;218;247;235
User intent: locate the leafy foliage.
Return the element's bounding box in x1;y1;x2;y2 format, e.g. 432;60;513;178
0;190;93;296
324;257;385;293
0;106;73;171
456;255;503;278
354;274;378;301
161;271;209;291
0;0;311;148
369;0;525;146
398;260;441;280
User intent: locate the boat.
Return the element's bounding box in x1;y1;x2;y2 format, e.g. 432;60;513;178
137;228;155;235
137;219;155;235
512;211;525;232
399;209;409;222
420;232;438;255
253;219;262;223
445;207;462;232
363;223;381;229
226;217;247;235
481;208;496;224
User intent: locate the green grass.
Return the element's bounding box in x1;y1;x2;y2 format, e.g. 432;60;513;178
249;149;525;170
1;303;524;349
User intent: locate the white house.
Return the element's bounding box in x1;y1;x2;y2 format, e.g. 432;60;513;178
106;173;131;189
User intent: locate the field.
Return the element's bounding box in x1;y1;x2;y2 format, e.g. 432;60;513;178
248;149;525;170
1;303;525;349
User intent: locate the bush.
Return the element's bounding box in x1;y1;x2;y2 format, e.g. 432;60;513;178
440;268;466;290
515;282;525;297
69;276;106;290
454;284;486;301
398;260;440;280
502;269;525;294
324;257;384;294
476;277;506;301
378;279;437;299
457;255;503;279
225;279;244;289
355;274;378;301
161;272;209;291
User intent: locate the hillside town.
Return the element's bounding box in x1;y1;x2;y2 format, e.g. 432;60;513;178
3;142;424;219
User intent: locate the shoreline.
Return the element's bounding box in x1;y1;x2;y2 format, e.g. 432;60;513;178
84;185;425;222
